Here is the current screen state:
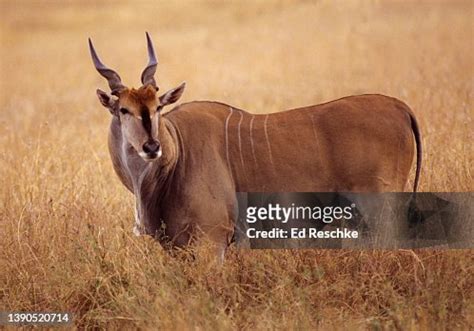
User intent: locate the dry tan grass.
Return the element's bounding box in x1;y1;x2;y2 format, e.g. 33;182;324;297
0;1;473;329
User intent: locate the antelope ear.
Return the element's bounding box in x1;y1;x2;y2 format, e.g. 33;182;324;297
159;82;186;106
96;89;117;114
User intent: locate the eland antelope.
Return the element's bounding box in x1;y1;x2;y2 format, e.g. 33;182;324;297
89;33;422;258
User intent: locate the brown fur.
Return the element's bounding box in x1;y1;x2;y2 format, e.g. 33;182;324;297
118;85;159;117
105;93;422;259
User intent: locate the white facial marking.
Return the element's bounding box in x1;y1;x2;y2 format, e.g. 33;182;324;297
138;149;161;162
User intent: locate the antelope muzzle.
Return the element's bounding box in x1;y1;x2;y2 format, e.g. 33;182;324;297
141;140;161;161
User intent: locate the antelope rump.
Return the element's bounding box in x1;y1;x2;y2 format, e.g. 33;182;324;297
89;33;422;259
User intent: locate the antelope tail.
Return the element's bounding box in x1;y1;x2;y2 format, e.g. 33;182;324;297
409;113;422;192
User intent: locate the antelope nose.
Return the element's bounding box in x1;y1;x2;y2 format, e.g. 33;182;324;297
142;140;160;155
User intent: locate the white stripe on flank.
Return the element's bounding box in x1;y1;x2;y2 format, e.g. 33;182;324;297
249;115;257;166
263;114;274;166
309;114;328;182
309;114;322;156
225;107;234;172
237;111;245;171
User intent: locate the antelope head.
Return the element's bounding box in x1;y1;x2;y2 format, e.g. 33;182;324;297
89;32;185;161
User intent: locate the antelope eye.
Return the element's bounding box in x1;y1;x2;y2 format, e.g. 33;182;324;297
119;108;129;115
